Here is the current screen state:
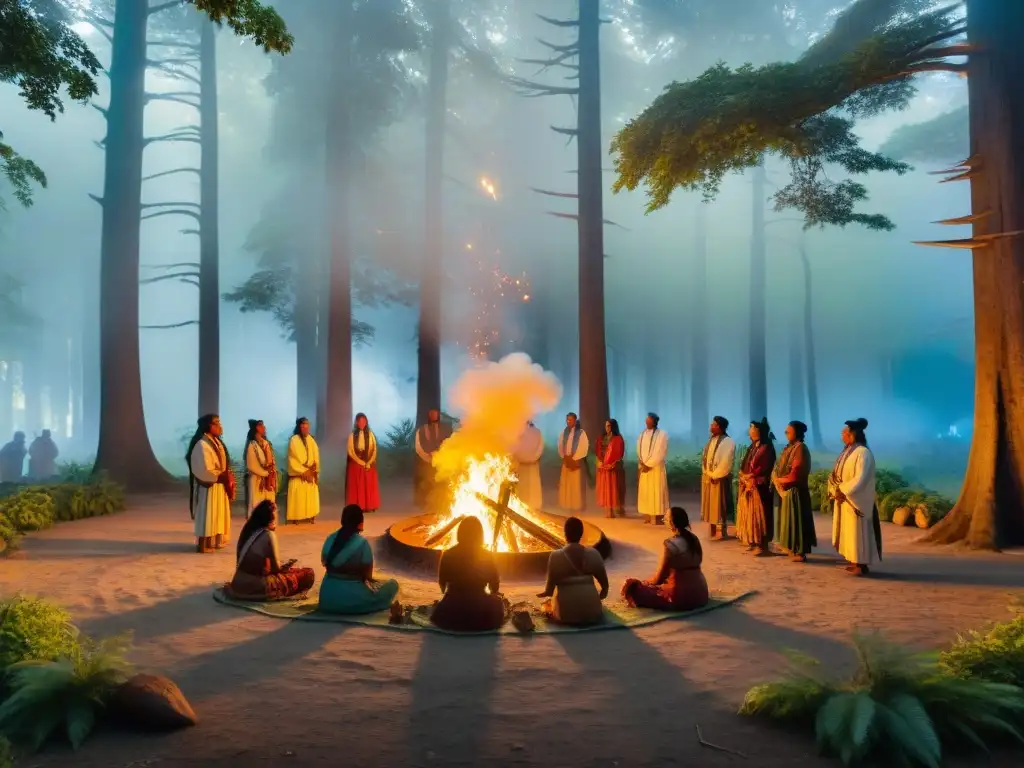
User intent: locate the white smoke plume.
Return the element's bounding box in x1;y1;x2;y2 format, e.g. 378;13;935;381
433;352;562;481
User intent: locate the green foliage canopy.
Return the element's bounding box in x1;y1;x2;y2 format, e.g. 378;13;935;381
0;0;292;208
610;0;967;229
879;104;968;163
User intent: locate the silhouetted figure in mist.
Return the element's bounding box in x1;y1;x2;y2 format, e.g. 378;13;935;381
28;429;59;481
0;432;27;483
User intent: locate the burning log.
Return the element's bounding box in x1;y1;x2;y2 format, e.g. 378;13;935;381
475;485;565;551
423;515;465;548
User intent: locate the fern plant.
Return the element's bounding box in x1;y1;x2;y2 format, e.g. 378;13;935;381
383;418;415;450
739;631;1024;767
0;633;133;752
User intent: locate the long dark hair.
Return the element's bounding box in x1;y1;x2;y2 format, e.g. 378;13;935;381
293;417;309;437
750;417;775;445
456;516;485;549
237;500;275;561
352;412;370;436
324;504;364;567
669;506;702;557
788;420;808;442
845;418;869;447
605;418;621;437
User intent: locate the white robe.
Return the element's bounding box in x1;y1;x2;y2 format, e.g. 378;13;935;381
286;434;321;521
702;435;736;481
557;427;590;511
636;428;670;520
245;439;276;515
190;437;232;539
830;444;878;565
513;426;544;510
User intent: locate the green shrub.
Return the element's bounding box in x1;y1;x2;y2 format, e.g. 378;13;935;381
739;631;1024;767
0;735;12;768
53;462;94;485
941;609;1024;688
0;632;132;752
879;489;916;523
0;596;78;671
0;513;13;547
808;469;830;513
875;468;910;496
44;480;126;522
665;455;702;491
0;491;55;533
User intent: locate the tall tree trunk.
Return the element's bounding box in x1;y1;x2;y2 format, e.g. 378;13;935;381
576;0;610;443
690;202;709;439
417;0;450;424
93;0;174;488
927;0;1024;549
294;255;319;419
788;312;806;420
322;6;353;461
748;161;768;420
799;243;824;450
197;18;219;416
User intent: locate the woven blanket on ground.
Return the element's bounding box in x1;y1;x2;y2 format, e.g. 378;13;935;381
212;587;755;635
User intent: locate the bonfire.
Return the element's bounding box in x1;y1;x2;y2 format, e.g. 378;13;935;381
423;454;564;553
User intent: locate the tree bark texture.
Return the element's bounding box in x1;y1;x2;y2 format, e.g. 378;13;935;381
748;161;768;421
197;18;220;417
799;243;824;450
322;4;354;461
417;0;450;425
690;202;709;440
926;0;1024;549
93;0;175;488
576;0;610;446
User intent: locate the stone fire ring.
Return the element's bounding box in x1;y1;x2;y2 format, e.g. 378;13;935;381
383;510;612;580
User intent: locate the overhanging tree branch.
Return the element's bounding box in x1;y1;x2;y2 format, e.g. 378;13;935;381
506;75;579;98
143;129;201;147
537;14;578;28
141;208;201;222
141;261;200;270
140;271;200;285
141;201;200;210
141;320;198;329
148;40;201;51
531;187;578;199
142;167;201;182
145;92;200;109
546;211;629;230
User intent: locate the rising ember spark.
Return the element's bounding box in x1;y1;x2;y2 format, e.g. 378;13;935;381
479;176;498;200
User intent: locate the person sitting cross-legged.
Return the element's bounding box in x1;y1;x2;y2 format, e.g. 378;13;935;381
430;517;507;632
318;504;400;615
537;516;609;626
621;506;710;612
228;500;316;601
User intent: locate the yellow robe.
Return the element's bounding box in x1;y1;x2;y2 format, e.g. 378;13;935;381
557;427;589;511
287;434;320;521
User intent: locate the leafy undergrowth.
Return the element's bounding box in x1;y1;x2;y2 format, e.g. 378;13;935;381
0;735;12;768
941;605;1024;688
739;631;1024;767
0;478;125;549
0;632;133;753
0;597;78;671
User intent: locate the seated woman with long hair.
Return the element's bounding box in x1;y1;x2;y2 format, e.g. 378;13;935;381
431;517;507;632
319;504;399;615
538;516;609;626
621;506;709;611
227;500;316;600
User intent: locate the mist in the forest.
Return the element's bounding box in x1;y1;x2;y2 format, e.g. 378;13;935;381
0;0;973;467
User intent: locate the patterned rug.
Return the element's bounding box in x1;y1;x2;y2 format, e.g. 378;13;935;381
212;587;755;635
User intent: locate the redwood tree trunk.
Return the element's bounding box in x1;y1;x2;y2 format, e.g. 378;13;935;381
93;0;174;488
690;202;709;439
322;5;353;462
417;0;450;424
294;254;319;420
576;0;610;443
800;243;825;450
748;161;768;420
926;0;1024;549
197;18;219;416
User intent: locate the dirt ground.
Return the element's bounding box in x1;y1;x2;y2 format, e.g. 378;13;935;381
2;483;1022;768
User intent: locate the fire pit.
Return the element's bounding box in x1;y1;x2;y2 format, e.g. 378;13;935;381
383;455;611;579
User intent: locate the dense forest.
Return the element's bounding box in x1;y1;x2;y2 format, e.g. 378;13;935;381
3;0;1013;546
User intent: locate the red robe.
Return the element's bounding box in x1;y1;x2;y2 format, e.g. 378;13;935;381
595;435;626;509
346;430;381;511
